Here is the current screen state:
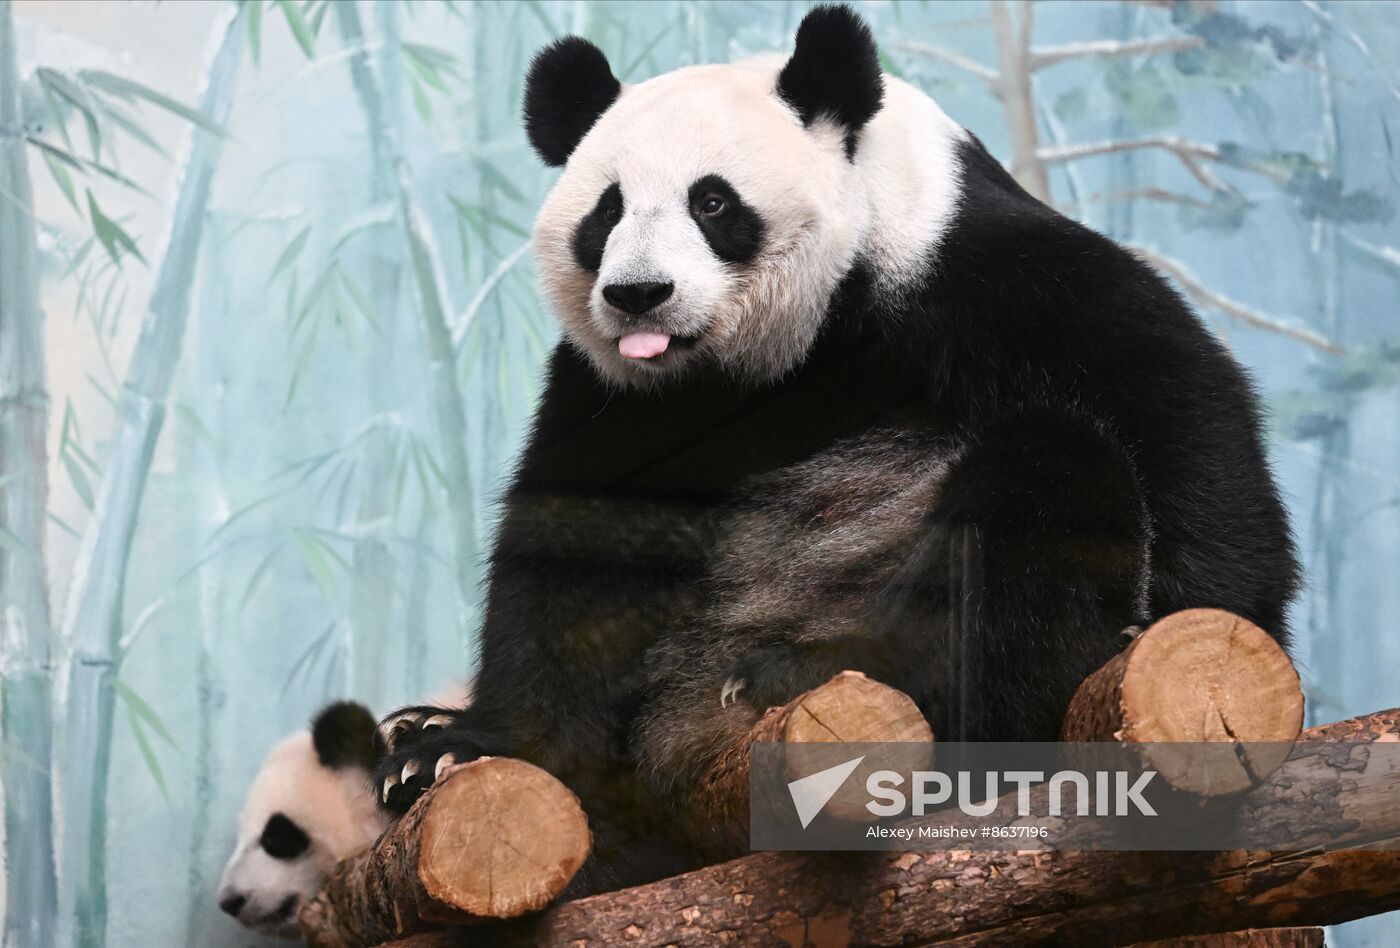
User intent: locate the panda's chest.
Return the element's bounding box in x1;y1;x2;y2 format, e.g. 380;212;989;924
705;430;956;637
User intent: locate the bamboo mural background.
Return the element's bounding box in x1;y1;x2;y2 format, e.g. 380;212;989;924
0;1;1396;945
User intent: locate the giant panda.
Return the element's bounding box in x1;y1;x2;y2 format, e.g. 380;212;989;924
374;5;1299;894
217;702;386;937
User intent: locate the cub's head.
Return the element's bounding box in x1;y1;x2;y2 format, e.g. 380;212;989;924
528;5;886;386
217;702;386;938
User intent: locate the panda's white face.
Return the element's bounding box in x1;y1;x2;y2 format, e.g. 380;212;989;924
534;58;868;387
527;6;969;389
217;731;385;938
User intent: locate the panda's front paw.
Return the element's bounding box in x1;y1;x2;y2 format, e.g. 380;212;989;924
380;706;462;754
373;707;488;814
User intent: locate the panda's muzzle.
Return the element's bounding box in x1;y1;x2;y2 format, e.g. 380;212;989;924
602;280;707;362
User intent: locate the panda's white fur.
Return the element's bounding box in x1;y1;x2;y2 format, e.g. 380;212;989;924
216;731;384;938
532;56;967;387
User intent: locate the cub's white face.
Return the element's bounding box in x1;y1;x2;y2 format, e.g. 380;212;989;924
534;58;868;387
217;733;385;938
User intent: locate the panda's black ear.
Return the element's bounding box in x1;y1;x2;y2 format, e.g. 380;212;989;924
311;701;382;771
776;4;884;158
523;36;621;167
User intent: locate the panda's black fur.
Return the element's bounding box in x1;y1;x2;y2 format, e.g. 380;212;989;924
375;5;1299;896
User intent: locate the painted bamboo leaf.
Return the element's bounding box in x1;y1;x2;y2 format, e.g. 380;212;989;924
86;191;146;267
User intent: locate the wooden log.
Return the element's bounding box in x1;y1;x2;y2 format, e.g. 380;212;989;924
299;757;590;948
691;670;933;852
372;708;1400;947
1062;609;1304;796
1131;928;1324;947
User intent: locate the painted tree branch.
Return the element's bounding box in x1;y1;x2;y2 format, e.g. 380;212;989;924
0;2;59;944
895;40;1001;87
1341;231;1400;273
299;758;590;948
451;240;531;349
1130;245;1343;354
1029;36;1204;71
1037;137;1237;193
54;7;244;945
991;0;1050;200
382;705;1400;947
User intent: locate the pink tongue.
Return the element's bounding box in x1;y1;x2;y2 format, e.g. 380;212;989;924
618;332;671;360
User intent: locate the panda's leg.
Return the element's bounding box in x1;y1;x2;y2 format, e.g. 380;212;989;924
896;408;1153;741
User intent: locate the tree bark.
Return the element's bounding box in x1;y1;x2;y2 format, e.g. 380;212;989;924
1133;928;1323;948
54;7;244;945
377;705;1400;947
0;2;59;944
299;758;591;948
1061;608;1304;796
383;927;1326;948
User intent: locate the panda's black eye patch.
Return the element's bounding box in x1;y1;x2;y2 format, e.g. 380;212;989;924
260;813;311;861
688;175;764;265
572;182;624;273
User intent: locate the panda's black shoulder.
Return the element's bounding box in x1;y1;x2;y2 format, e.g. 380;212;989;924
936;134;1178;312
898;135;1222;373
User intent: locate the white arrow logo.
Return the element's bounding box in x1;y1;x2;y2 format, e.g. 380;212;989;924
786;756;865;829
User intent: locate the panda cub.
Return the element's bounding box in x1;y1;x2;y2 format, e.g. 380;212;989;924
218;703;385;937
375;4;1299;894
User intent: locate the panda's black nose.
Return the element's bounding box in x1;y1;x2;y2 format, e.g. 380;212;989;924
219;892;247;917
603;281;674;317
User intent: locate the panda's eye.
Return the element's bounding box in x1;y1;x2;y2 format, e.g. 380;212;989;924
697;194;727;218
603;206;620;224
260;813;311;861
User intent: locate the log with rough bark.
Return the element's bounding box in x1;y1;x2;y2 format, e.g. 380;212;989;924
1136;928;1323;948
1062;608;1304;796
692;670;934;851
372;706;1400;947
299;758;590;948
382;926;1327;948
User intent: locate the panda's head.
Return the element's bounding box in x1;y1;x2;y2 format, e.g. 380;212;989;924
216;702;386;938
529;4;959;387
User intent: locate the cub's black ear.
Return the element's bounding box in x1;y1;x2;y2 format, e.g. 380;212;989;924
311;701;382;771
777;5;884;158
523;36;621;167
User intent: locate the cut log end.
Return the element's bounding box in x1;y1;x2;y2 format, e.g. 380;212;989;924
776;671;934;822
1062;608;1303;795
418;758;591;918
299;757;590;948
779;670;933;745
